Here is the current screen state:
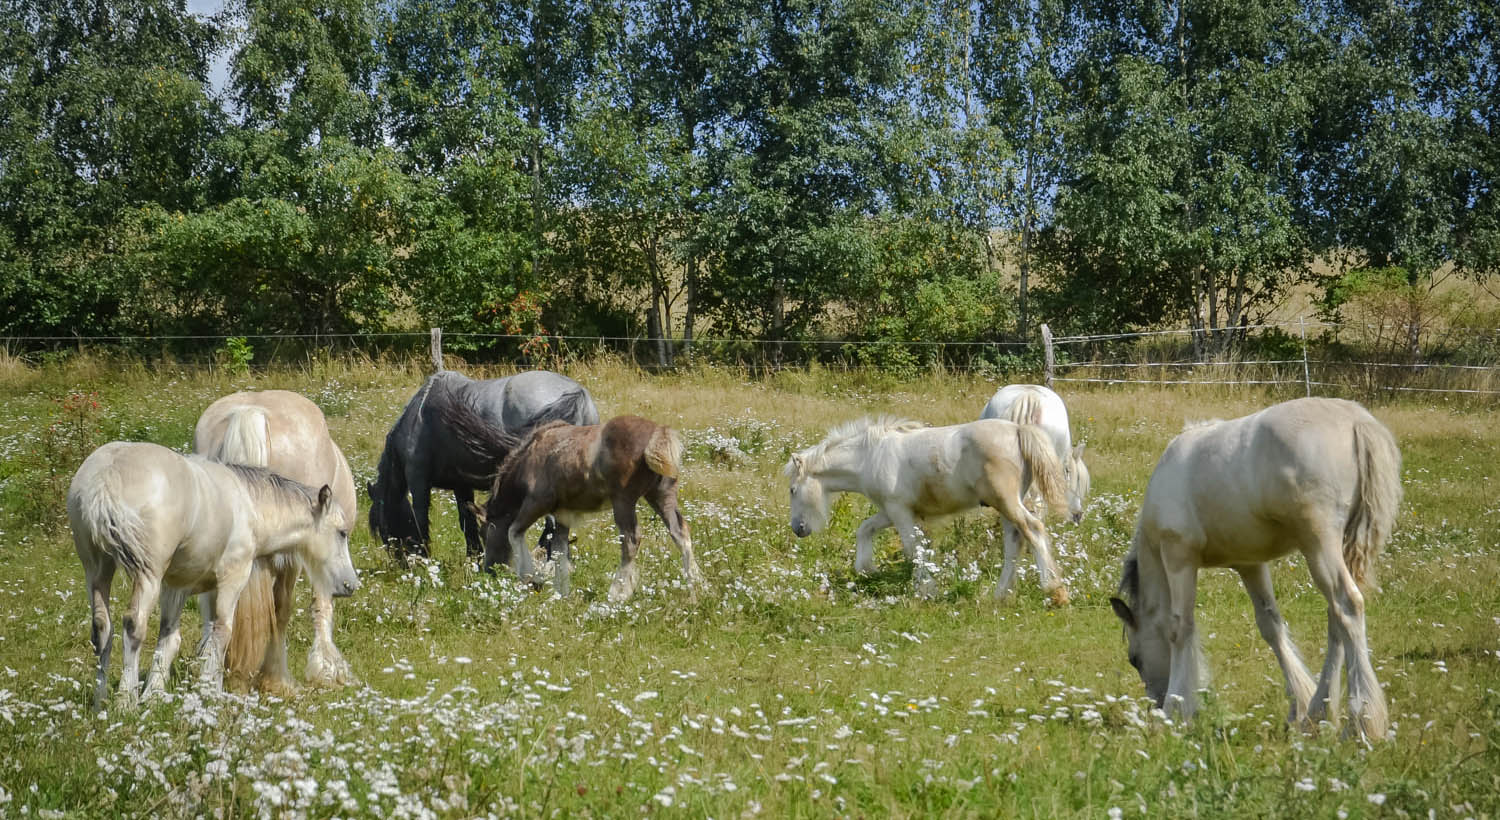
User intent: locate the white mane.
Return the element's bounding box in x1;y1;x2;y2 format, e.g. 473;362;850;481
793;415;926;474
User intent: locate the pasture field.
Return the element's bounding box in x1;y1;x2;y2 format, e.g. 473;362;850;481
0;355;1497;819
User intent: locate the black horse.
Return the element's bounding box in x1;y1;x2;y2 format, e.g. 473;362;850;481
367;369;599;558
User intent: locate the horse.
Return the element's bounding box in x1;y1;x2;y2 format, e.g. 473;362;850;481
69;441;357;710
981;384;1092;600
193;390;358;693
1109;397;1401;739
468;415;705;602
785;416;1072;604
980;384;1090;523
368;369;599;559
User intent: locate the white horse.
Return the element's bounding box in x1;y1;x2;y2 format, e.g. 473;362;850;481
980;384;1090;522
981;384;1092;600
194;390;359;693
69;441;358;710
1109;397;1401;739
785;416;1072;604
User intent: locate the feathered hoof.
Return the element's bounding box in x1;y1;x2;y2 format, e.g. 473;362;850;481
1047;586;1071;607
306;648;356;688
258;675;299;700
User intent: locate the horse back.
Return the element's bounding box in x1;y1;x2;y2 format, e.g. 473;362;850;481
196;390;355;518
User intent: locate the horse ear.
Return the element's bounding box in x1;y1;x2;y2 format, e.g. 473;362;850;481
1109;597;1135;629
316;485;333;516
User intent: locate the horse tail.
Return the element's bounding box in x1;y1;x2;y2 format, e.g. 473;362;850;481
644;426;684;479
1344;416;1403;590
1005;390;1044;427
72;465;153;577
213;406;271;467
223;558;277;692
1015;423;1067;516
527;387;596;428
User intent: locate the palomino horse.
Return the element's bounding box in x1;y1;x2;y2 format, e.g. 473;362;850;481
368;369;598;559
69;442;357;710
194;390;358;692
471;416;705;601
1109;397;1401;739
785;417;1071;604
981;384;1091;600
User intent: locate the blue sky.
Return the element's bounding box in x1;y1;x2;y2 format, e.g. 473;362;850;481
186;0;232;94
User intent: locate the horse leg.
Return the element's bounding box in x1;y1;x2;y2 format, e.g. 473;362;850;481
505;502;547;587
884;505;937;600
409;487;433;558
549;517;574;598
118;573;162;707
609;499;644;602
194;591;216;657
256;561;299;697
991;489;1068;606
540;515;561;563
142;586;189;699
853;511;891;575
201;561;252;692
455;487;482;559
1305;540;1386;739
992;520;1023;601
86;556;116;713
1309;615;1345;728
307;588;354;687
1161;561;1203;722
1235;563;1316;724
647;486;706;600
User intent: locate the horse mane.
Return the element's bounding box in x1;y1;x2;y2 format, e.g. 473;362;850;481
1182;418;1224;432
368;439;418;543
223;463;320;508
797;415;926;473
1117;552;1140;610
435;384;524;481
491;419;573;494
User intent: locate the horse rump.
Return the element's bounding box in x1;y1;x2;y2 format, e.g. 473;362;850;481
643;426;684;479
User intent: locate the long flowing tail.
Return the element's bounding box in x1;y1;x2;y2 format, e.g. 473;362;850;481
1345;417;1403;589
1015;423;1067;515
206;405;278;689
72;467;152;576
213;406;271;466
644;426;684;479
1005;391;1044;427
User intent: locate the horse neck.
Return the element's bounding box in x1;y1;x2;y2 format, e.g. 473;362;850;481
1130;530;1171;623
245;492;320;556
809;442;868;493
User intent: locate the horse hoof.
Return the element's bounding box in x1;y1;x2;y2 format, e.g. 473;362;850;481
259;677;298;699
1047;586;1071;607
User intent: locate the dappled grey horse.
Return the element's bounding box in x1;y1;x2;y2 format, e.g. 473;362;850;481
367;370;598;559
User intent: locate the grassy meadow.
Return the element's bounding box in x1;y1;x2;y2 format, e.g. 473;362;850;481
0;355;1497;818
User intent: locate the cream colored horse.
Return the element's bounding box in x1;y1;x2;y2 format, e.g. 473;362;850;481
786;417;1070;603
1110;397;1401;739
194;390;359;693
69;442;357;710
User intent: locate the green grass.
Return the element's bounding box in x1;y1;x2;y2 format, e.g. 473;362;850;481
1;356;1497;818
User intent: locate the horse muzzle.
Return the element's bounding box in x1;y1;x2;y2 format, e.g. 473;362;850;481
332;574;361;598
791;520;811;538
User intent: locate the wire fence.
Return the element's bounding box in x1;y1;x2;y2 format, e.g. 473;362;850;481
6;319;1500;400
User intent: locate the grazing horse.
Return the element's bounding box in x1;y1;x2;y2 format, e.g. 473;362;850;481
194;390;358;693
470;416;705;601
785;417;1071;604
981;384;1092;600
368;369;598;558
980;384;1090;523
69;441;357;710
1109;397;1401;739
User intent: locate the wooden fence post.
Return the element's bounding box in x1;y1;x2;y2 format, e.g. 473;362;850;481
1040;323;1055;389
1299;315;1311;397
430;327;444;372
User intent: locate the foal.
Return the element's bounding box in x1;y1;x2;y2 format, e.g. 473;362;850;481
474;416;705;601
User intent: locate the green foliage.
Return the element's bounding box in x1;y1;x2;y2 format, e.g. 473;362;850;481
6;391;105;532
217;336;255;374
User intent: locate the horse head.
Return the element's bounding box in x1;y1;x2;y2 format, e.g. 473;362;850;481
304;485;360;599
1065;443;1091;524
784;452;829;538
1110;554;1171;707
